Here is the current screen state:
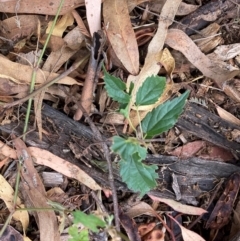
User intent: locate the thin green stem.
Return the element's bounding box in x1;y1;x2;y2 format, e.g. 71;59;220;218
0;212;14;237
136;106;144;140
23;0;65;139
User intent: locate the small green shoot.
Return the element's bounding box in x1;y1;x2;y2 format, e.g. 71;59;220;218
68;211;106;241
103;69;189;195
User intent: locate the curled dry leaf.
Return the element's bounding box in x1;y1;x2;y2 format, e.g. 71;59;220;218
103;0;139;75
126;201;157;218
165;29;240;88
149;195;207;216
46;12;74;37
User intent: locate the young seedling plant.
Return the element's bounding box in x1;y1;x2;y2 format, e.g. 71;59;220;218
103;67;189;196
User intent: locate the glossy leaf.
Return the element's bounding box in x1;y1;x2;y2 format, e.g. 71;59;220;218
142;91;189;138
135;75;166;106
119;153;158;196
103;67;130;104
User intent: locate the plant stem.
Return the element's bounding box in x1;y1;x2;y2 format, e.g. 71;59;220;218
23;0;65;139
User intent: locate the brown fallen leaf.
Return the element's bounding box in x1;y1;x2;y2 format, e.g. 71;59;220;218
0;55;81;86
12;136;60;241
0;140;101;191
149;195;207;216
165;29;240;88
28;147;102;191
0;0;85;15
0;15;39;41
103;0;139;75
126;201;157;218
85;0;101;37
169;141;205;158
35;26;85;140
215;104;240;126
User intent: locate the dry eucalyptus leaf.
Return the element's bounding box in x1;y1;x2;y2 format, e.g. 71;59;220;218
85;0;101;37
165;29;240;88
149;195;207;215
28;147;102;191
0;0;85;15
0;55;81;86
129;0;181;107
0;15;39;41
103;0;139;75
13;137;60;241
216;105;240;126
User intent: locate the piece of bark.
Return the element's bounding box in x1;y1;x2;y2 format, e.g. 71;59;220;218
1;103;240;204
171;0;239;35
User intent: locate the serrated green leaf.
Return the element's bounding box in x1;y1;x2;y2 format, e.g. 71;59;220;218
103;67;130;104
73;211;106;233
119;102;130;118
135;75;166;106
119;153;158;196
142;91;189;138
68;226;89;241
111;136;147;160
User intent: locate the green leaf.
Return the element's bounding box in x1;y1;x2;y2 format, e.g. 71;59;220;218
119;153;158;196
142;91;189;138
135;75;166;106
111;136;147;160
119;102;131;118
68;227;89;241
73;211;106;233
103;67;130;104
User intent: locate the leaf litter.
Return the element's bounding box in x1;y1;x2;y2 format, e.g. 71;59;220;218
0;0;240;241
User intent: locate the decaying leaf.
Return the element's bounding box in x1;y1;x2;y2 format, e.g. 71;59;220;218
165;29;240;88
149;195;207;216
215;104;240;126
46;12;74;37
103;0;139;75
0;15;39;41
0;0;85;15
13;137;60;241
28;147;102;191
0;175;29;236
0;55;81;86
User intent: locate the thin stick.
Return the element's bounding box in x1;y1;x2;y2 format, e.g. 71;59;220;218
76;103;120;232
